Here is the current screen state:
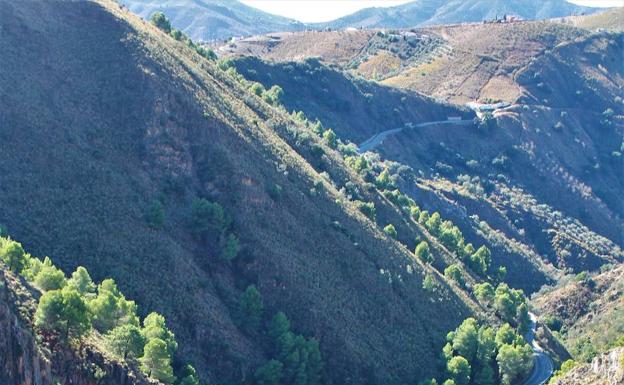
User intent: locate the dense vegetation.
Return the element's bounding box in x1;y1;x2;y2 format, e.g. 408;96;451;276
420;318;533;385
1;236;196;385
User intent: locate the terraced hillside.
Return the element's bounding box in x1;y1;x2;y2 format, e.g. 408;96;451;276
0;1;491;384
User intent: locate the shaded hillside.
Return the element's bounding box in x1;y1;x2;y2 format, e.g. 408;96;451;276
120;0;304;41
229;24;624;293
0;1;480;384
317;0;602;30
232;56;473;143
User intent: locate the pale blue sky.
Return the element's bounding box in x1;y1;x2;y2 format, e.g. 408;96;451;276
240;0;624;23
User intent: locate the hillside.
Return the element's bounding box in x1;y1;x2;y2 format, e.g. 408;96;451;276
120;0;304;41
228;19;624;294
0;1;486;384
551;348;624;385
317;0;603;30
533;265;624;362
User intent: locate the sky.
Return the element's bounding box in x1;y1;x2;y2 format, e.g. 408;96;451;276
239;0;624;23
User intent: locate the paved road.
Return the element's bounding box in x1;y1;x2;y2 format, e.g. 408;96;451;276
521;313;555;385
357;120;473;153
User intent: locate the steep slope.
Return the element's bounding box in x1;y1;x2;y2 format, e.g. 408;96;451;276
551;348;624;385
317;0;603;29
120;0;304;41
0;1;479;384
533;265;624;361
228;21;624;293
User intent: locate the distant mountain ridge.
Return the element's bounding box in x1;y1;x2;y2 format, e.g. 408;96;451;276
120;0;305;41
121;0;605;41
317;0;604;29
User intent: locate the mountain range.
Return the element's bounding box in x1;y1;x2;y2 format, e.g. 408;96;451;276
121;0;605;41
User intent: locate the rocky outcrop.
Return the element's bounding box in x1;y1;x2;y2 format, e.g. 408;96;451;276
0;269;157;385
553;348;624;385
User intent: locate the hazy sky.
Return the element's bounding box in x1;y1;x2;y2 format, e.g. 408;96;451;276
239;0;624;23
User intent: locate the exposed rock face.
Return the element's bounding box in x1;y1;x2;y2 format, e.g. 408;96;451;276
553;348;624;385
0;269;156;385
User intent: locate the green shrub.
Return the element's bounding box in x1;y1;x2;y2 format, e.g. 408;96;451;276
146;200;165;229
444;264;464;286
383;224;397;239
322;129;337;149
355;201;376;221
238;285;264;332
221;234;240;262
150;12;172;33
0;239;27;274
415;241;433;264
141;338;176;384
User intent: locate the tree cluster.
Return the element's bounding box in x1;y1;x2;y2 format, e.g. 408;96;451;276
0;237;198;385
421;318;533;385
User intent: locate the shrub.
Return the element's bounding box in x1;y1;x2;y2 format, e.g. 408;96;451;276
189;198;230;238
355;201;376;221
238;285;264;332
422;274;437;292
90;279;139;332
415;241;433;264
146;200;165;229
263;85;284;106
255;360;284;385
444;264;464;286
322;129;337;149
250;82;266;97
67;266;96;296
221;234;240;262
383;224;398;239
150;12;172;33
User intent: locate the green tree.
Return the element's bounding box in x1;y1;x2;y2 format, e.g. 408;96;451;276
146;200;165;229
322;129;337;149
189;198;230;238
355;201;376;221
442;380;456;385
415;241;433;264
250;82;266;97
34;259;67;291
141;338;176;384
263;85;284;106
495;324;517;347
150;12;172;33
176;364;200;385
425;212;442;235
238;285;264;332
444;264;464;286
447;356;471;385
517;303;531;335
375;169;392;190
469;246;491;276
383;224;397;239
422;274;437;292
452;318;479;363
473;283;495;306
269;312;291;342
221;233;240;261
90;279;139;332
0;240;27;274
418;379;438;385
255;360;284;385
105;324;146;359
142;312;178;356
67;266;96;296
496;343;533;385
34;287;92;341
